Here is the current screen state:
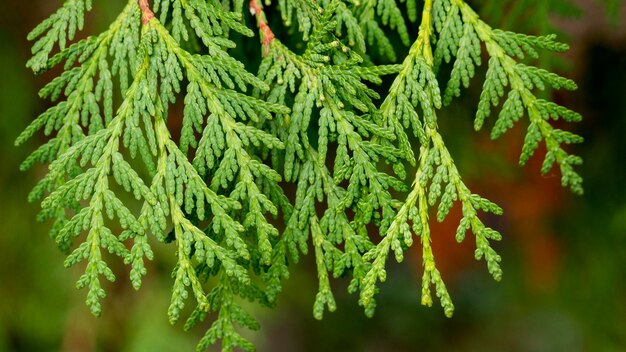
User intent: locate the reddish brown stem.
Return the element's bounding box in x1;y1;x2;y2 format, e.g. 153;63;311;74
249;0;275;56
139;0;155;25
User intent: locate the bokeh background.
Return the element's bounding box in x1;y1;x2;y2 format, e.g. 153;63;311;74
1;0;626;351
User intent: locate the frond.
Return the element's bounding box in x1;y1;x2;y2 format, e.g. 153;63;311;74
18;0;585;350
434;0;583;194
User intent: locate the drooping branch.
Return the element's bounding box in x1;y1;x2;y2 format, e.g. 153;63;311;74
19;0;585;349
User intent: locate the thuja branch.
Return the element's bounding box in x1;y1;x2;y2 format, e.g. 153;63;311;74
435;0;583;194
18;0;584;350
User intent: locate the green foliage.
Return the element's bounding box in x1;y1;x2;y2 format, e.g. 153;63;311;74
18;0;584;350
432;0;583;193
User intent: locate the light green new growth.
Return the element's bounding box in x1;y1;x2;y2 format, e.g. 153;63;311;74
18;0;584;350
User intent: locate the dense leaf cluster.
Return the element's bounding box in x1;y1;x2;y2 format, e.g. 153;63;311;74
18;0;585;350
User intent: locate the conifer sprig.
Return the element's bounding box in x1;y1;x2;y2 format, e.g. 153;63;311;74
359;0;502;318
255;0;404;318
26;0;94;73
18;0;584;350
434;0;583;194
41;31;154;316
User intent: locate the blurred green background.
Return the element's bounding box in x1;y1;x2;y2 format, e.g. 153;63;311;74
1;1;626;351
